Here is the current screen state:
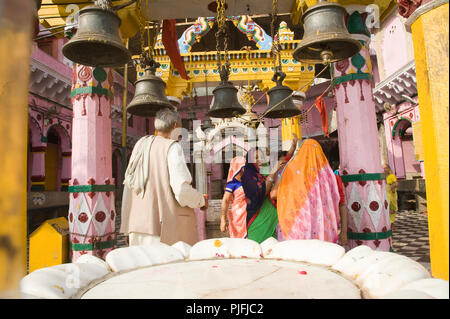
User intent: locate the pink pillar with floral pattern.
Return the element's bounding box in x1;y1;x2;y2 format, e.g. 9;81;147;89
68;64;116;261
333;11;392;251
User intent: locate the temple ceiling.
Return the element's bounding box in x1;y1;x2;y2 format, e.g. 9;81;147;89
36;0;397;91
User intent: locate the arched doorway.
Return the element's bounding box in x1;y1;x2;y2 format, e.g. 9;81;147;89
390;118;421;179
400;125;421;178
44;127;62;191
206;128;249;200
28;116;45;191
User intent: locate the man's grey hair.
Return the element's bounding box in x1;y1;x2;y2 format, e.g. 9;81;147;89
154;108;181;133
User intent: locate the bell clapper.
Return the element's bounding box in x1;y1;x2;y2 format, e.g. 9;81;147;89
320;50;333;65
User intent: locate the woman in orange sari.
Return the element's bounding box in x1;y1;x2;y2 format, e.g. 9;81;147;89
276;139;342;243
220;156;247;238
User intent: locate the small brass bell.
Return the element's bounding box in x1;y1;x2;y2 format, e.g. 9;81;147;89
292;0;361;64
62;5;131;68
207;66;246;118
264;70;301;119
127;61;173;117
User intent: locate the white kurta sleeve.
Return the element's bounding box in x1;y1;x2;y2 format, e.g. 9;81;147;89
167;142;205;208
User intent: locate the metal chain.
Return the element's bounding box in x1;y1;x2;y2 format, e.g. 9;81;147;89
276;1;282;71
270;0;282;72
146;20;161;62
215;0;228;72
152;20;162;58
136;0;146;58
135;1;161;70
222;0;229;70
95;0;112;10
270;0;276;69
70;231;116;238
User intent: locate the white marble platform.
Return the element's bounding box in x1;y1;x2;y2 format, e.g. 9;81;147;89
80;259;362;299
20;238;449;299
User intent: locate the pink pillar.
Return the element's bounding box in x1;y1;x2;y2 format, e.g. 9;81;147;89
68;64;116;261
333;11;392;251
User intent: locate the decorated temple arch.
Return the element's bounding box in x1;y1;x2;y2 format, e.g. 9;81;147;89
44;123;71;151
42;125;69;191
2;0;448;296
387;116;421;179
178;15;273;53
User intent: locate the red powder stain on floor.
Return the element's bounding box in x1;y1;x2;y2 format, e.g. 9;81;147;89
298;271;307;275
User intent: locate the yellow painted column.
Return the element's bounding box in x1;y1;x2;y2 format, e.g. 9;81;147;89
406;1;449;280
0;0;34;297
281;116;302;151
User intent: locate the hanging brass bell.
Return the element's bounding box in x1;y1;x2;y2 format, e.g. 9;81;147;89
264;70;301;119
62;5;131;68
127;63;174;117
292;0;361;64
207;66;246;118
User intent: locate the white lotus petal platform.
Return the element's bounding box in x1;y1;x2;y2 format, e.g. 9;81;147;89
20;238;449;299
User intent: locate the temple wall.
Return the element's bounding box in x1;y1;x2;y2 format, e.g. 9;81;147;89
374;12;415;82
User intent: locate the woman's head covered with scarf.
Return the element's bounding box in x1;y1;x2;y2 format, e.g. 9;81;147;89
241;148;267;226
226;156;246;183
277;139;341;241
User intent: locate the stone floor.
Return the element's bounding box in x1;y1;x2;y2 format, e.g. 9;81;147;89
391;210;431;271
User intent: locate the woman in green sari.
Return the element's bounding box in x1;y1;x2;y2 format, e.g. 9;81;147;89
241;148;281;243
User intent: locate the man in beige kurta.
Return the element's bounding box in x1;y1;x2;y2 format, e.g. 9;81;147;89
120;108;207;246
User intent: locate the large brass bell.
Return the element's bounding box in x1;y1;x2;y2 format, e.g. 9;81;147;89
264;71;301;119
127;61;173;117
207;66;246;118
62;5;131;68
292;0;362;64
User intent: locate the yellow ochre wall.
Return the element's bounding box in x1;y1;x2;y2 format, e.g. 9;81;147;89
0;0;33;297
410;3;449;280
281;116;302;151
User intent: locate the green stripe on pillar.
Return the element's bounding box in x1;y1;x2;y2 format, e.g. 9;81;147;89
340;173;386;183
68;184;115;193
71;86;114;100
332;73;373;87
348;230;392;240
71;240;116;251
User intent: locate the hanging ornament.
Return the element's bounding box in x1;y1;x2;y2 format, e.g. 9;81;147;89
207;0;246;118
263;0;300;119
127;20;173;117
292;0;361;64
62;0;131;68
